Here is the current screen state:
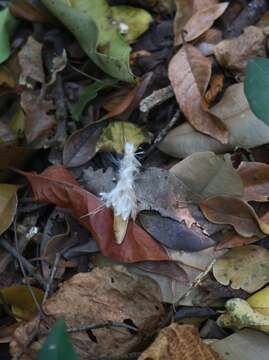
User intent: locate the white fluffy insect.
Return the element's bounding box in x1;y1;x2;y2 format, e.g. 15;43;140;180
100;143;141;221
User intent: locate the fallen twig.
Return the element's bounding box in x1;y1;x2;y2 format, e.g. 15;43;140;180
141;110;180;160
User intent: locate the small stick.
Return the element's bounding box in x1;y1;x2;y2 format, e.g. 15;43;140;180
0;237;47;288
67;321;138;334
141;110;180;160
139;85;174;113
13;221;44;317
42;252;61;304
97;353;141;360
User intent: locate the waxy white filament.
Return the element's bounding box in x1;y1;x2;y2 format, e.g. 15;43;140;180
100;143;141;221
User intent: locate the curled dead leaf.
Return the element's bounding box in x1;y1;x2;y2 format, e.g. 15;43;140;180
168;44;228;143
175;3;229;45
138;323;222;360
200;196;266;238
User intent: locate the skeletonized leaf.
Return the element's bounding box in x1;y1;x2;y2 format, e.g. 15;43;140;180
168;44;228;143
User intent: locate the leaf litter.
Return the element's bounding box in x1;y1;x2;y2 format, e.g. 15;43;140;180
1;0;269;359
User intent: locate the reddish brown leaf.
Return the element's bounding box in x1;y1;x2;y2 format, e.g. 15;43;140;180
104;72;152;121
238;162;269;202
21;90;56;143
10;0;54;23
63;122;104;168
217;211;269;250
20;166;168;263
200;196;267;238
168;44;228;143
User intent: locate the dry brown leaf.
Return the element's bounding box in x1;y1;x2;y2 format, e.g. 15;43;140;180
170;152;243;199
21;90;56;143
238;162;269;202
204;74;224;106
169;44;228;143
18;36;45;85
158;83;269;158
10;266;164;359
175;3;229;45
214;26;266;76
139;323;222;360
217;211;269;250
200;196;269;238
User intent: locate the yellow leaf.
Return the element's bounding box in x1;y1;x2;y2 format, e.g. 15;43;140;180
0;285;44;320
247;287;269;316
0;184;18;235
96;121;151;154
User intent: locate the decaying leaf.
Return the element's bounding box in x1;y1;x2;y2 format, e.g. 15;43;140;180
238;161;269;202
211;329;269;360
175;3;229;45
200;196;268;237
173;0;219;45
170;152;243;199
18;36;45;85
63;121;105;168
218;298;269;334
10;266;164;359
168;44;228;144
0;184;18;236
139;212;215;252
204;74;224;106
21;165;168;263
21;90;56;144
159;83;269;158
138;323;222;360
214;26;266;76
213;245;269;293
96;121;150;154
1;285;44;321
